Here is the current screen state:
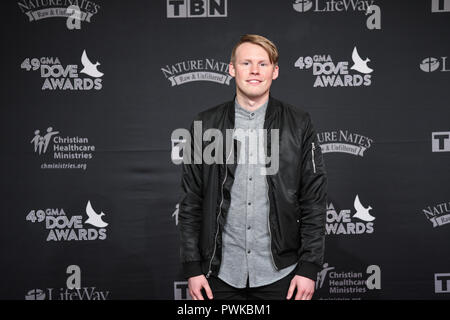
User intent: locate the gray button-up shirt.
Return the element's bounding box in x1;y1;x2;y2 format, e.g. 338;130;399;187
218;99;297;288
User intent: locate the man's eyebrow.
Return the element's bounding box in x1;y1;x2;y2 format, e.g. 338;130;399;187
240;58;270;62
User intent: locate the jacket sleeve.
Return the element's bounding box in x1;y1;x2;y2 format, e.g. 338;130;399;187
295;112;327;281
178;117;204;279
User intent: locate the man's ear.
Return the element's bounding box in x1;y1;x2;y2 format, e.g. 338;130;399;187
229;62;235;77
272;64;279;80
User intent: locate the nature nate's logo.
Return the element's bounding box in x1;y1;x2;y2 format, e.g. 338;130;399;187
26;201;108;242
25;265;110;300
295;47;374;87
161;58;232;86
421;201;450;228
30;127;95;170
317;130;374;156
292;0;381;30
316;263;381;298
17;0;100;28
21;50;104;90
327;195;375;235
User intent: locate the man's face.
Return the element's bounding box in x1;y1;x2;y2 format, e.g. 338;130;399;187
229;42;279;101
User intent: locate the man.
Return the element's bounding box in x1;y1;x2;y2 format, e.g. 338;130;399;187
178;34;327;300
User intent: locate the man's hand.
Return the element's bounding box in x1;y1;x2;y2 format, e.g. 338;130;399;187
286;275;315;300
188;275;214;300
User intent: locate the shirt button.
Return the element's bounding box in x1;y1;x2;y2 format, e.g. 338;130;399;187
248;202;251;206
249;177;252;181
247;226;251;230
247;250;251;254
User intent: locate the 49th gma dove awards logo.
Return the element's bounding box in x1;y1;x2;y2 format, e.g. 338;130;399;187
21;50;104;90
295;46;374;88
26;200;108;242
161;58;232;86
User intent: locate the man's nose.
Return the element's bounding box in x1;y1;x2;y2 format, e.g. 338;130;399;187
250;64;259;74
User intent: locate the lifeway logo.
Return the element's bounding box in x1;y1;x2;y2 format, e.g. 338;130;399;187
316;263;381;298
295;47;374;87
31;127;95;170
17;0;100;27
26;201;108;241
317;130;373;156
422;201;450;228
21;50;104;90
327;195;375;235
161;58;232;86
167;0;227;18
292;0;381;30
420;57;449;72
25;265;110;300
432;132;450;152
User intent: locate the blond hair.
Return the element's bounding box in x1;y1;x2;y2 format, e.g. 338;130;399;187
230;34;279;65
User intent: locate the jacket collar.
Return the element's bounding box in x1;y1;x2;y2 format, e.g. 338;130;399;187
226;93;278;128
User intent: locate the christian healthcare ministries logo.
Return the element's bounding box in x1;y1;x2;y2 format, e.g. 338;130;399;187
295;47;374;87
421;201;450;228
26;200;108;242
162;58;232;86
31;127;95;170
25;265;110;300
317;130;374;156
17;0;100;29
327;195;376;235
316;263;381;299
420;57;449;72
21;50;104;90
292;0;381;30
167;0;227;18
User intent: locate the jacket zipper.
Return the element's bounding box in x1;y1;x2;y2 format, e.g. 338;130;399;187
265;176;279;271
311;142;317;174
207;130;235;278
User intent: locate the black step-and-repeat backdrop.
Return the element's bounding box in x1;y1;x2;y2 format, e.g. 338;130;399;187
1;0;449;300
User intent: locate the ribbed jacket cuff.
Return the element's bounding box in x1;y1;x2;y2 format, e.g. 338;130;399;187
295;261;321;281
182;261;203;279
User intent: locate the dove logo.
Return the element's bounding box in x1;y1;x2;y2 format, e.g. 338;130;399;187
80;50;103;78
326;195;375;235
350;47;373;74
295;47;374;87
293;0;314;12
26;202;108;242
353;195;375;222
85;200;108;228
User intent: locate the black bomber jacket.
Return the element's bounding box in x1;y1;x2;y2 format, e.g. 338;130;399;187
178;95;327;282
